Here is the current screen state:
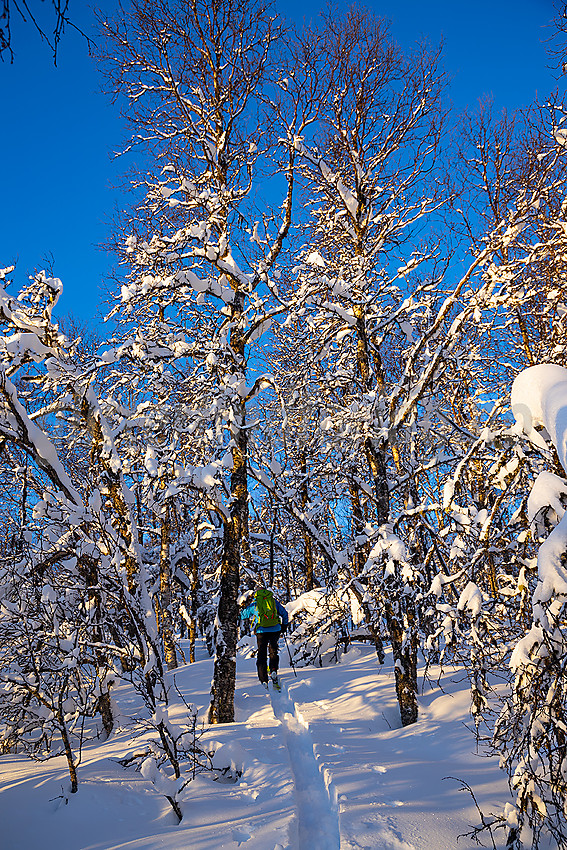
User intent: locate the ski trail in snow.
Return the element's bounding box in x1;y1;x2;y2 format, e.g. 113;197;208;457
270;684;340;850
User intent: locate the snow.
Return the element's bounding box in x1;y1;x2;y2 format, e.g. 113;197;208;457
527;470;567;522
533;511;567;606
0;639;519;850
144;445;159;477
510;624;545;672
511;363;567;461
191;463;220;490
305;251;326;268
457;581;483;618
336;179;358;218
270;687;339;850
1;331;53;361
511;364;567;606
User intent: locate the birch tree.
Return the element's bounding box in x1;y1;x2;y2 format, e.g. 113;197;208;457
274;8;448;725
98;0;328;722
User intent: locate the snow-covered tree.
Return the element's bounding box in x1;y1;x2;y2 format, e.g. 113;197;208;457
268;8;558;728
97;0;326;723
488;365;567;849
0;266;190;796
415;97;567;846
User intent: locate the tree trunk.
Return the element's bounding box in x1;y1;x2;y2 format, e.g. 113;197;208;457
385;601;418;727
189;549;199;664
79;555;114;737
56;694;78;794
364;391;418;725
208;514;241;723
365;437;390;526
300;450;316;590
97;690;115;739
159;503;177;670
209;304;248;723
349;473;366;573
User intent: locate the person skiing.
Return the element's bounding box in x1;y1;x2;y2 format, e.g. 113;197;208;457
241;586;289;689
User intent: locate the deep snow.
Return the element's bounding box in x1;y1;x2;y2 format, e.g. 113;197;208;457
0;640;523;849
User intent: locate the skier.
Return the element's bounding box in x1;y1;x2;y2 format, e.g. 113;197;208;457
241;586;289;689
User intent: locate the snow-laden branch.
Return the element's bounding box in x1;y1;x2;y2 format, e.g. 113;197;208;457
511;364;567;612
0;372;83;509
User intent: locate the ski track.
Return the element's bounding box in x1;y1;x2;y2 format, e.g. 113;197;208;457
270;683;340;850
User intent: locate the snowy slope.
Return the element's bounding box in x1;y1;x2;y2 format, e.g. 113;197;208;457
0;641;526;850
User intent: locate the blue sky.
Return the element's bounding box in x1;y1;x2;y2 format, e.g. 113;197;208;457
0;0;559;324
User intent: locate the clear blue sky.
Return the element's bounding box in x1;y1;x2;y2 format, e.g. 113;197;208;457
0;0;558;324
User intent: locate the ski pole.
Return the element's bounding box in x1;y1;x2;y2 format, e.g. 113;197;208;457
283;631;297;677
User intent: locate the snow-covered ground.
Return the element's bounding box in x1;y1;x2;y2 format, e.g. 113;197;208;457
0;640;522;850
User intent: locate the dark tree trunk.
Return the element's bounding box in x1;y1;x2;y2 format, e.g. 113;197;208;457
208;516;241;723
97;691;115;739
189;549;199;664
209;306;248;723
365;437;390;526
366;417;418;726
385;601;418;727
79;555;114;737
300;450;315;590
158;504;177;670
57;695;78;793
